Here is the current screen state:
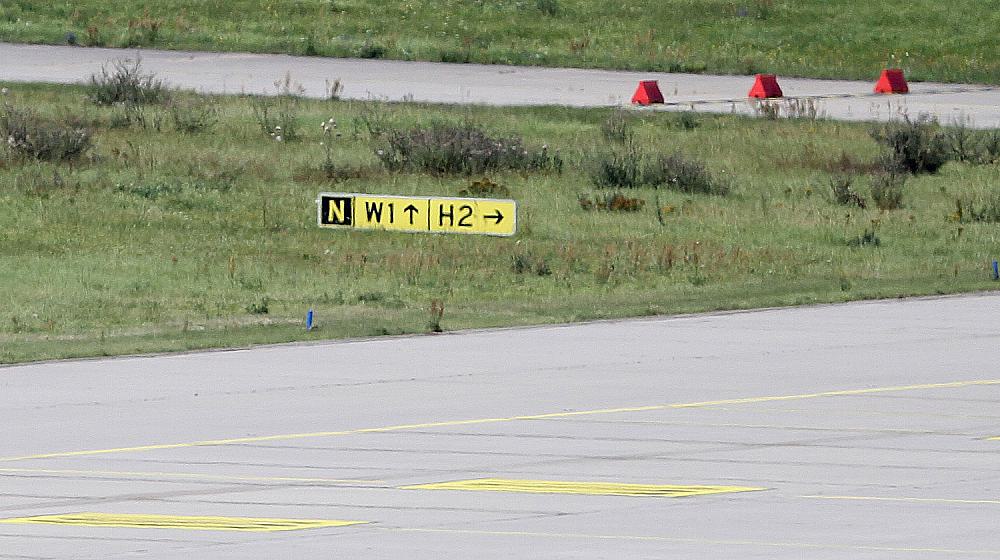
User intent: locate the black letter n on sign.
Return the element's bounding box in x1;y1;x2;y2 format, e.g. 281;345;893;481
322;196;353;226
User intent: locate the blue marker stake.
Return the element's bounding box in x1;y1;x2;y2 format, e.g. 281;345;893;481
306;308;314;330
993;260;999;281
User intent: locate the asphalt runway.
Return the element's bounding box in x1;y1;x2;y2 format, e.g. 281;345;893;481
2;294;999;558
4;42;1000;126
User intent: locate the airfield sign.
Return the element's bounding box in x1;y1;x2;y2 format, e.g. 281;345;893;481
317;192;516;236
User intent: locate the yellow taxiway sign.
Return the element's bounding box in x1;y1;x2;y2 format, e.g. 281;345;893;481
318;192;516;236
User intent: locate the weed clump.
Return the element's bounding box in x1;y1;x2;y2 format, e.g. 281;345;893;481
590;135;728;195
673;111;701;130
870;169;906;210
511;253;553;275
376;123;561;175
848;228;881;247
869;115;950;174
121;14;163;47
87;58;168;106
601;109;634;144
169;100;217;134
459;177;511;198
536;0;561;16
250;97;299;142
352;102;392;139
578;192;645;211
249;73;305;142
941;119;1000;164
1;105;93;162
952;195;1000;223
829;175;866;208
427;299;445;332
319;117;340;177
245;296;270;314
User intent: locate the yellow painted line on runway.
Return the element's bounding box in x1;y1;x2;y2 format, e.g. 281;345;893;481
0;513;367;532
559;419;968;435
666;379;1000;409
380;527;1000;555
705;405;1000;421
2;378;996;463
986;436;1000;440
803;495;1000;506
400;478;764;497
0;467;383;485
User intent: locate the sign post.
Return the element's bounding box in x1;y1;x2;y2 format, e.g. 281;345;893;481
317;192;516;237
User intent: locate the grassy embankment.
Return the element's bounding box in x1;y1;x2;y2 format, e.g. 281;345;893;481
2;77;999;363
1;0;1000;83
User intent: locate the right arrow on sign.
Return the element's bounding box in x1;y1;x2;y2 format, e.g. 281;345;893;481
484;209;504;224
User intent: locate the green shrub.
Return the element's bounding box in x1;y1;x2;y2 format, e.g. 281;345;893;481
439;49;472;64
589;141;642;188
644;152;729;195
975;129;1000;164
376;122;561;175
1;105;93;162
87;58;168;106
357;41;386;59
869;115;950;174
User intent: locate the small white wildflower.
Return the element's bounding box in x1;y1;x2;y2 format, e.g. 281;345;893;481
0;88;8;95
274;135;283;142
274;126;282;131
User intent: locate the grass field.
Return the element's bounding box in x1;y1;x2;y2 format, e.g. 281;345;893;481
2;78;999;363
2;1;1000;84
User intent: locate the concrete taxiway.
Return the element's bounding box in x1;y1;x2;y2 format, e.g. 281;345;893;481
1;294;999;558
3;42;1000;126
